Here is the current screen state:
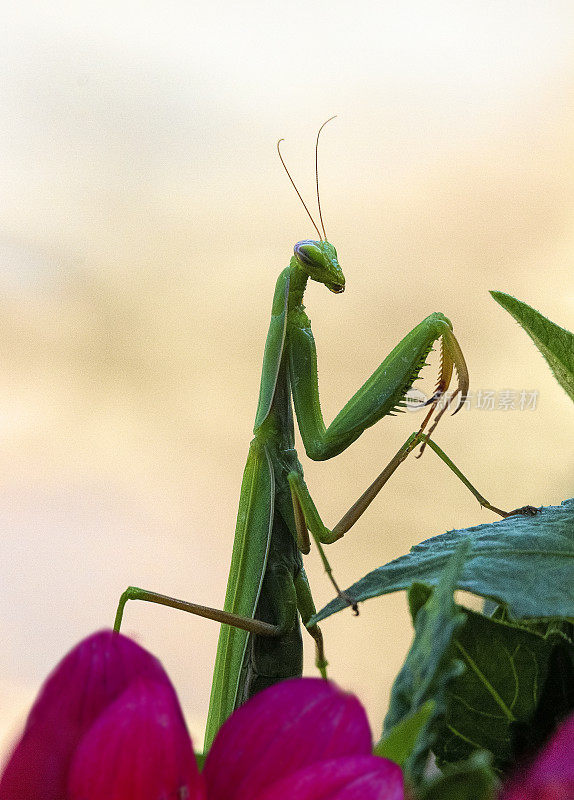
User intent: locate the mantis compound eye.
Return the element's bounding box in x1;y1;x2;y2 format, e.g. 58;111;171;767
294;241;321;267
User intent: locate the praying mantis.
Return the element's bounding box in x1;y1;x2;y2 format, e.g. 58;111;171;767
114;119;534;752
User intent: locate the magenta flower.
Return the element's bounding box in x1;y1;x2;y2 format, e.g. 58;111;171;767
203;676;402;800
0;630;403;800
0;630;202;800
499;711;574;800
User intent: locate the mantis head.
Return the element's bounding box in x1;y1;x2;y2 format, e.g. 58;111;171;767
279;117;344;294
294;239;345;294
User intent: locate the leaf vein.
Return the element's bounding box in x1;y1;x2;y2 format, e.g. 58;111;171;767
455;641;515;722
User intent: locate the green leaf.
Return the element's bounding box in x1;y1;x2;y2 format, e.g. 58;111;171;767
418;752;497;800
490;291;574;402
427;599;570;770
374;700;435;764
511;626;574;763
382;541;469;784
310;498;574;624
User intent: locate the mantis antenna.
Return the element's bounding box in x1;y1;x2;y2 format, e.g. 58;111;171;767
277;138;323;241
315;115;337;240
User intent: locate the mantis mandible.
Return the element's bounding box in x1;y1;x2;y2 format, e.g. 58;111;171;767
115;119;530;751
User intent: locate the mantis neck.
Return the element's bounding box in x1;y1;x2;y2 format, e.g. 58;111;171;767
287;259;309;311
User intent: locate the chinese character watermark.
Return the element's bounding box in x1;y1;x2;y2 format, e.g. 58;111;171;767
405;389;539;412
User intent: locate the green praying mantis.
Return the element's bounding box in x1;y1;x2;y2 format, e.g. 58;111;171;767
114;119;535;752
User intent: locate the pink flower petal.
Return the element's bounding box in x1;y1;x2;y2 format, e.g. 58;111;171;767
68;677;205;800
0;630;173;800
254;755;404;800
204;678;373;800
500;712;574;800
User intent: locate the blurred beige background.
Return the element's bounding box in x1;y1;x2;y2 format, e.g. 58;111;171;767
1;0;573;756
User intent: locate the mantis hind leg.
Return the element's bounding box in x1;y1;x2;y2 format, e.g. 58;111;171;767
241;565;303;699
113;586;281;637
294;568;328;679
